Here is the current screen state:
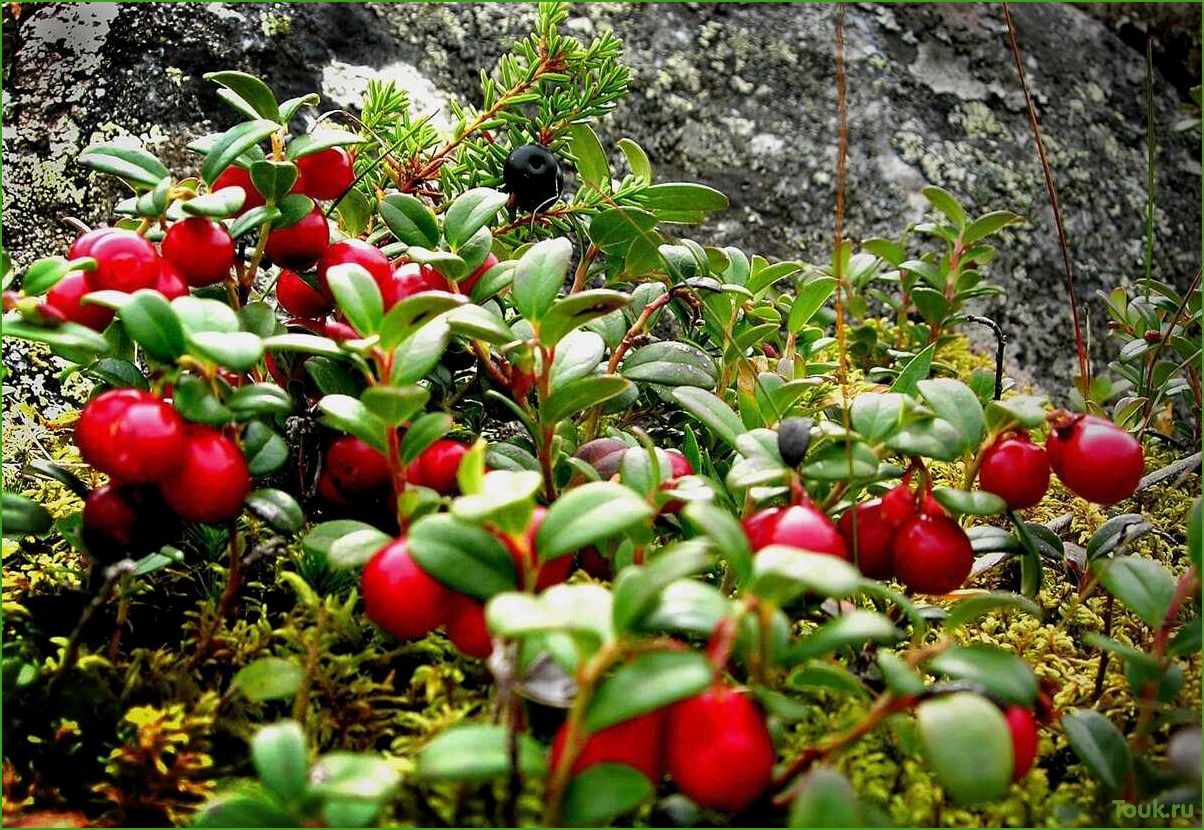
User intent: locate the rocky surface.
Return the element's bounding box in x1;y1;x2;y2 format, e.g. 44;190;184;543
2;2;1200;396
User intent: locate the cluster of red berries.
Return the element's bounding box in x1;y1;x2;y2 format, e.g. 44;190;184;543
977;414;1142;510
551;682;775;813
318;436;471;505
573;438;696;512
75;389;250;558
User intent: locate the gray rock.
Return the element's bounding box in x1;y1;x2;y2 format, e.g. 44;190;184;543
2;2;1199;395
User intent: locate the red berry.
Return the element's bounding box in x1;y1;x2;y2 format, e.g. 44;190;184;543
324;320;358;342
295;147;354;201
665;686;775;812
550;710;666;781
460;252;498;295
154;259;191;300
1046;414;1144;506
276;269;333;317
265;209;330;270
82;484;178;560
891;514;973;595
159;426;251;523
326;436;391;494
317;239;392;300
880;481;917;527
68;227;116;260
1004;705;1039;781
162;218;236;287
362;539;451;640
444;593;493;658
742;503;847;559
574;437;631;480
45;271;113;331
407;439;470;496
75;389;187;483
503;507;572;592
978;431;1050;510
317;469;350;506
837;500;895;579
88;230;160;293
665;449;694;480
389;262;448;308
212;166;266;215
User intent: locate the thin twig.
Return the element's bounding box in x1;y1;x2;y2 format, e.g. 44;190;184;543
964;315;1007;400
1138;268;1202;438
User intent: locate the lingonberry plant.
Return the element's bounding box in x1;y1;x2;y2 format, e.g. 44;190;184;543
1;4;1198;827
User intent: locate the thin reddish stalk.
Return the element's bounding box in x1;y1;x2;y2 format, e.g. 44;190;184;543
1002;3;1090;395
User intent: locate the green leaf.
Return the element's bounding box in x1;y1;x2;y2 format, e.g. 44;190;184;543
249;160;298;203
617;138;652;182
361;384;429;427
622;341;717;388
193;792;297;828
550;330;606;390
205;71;281;122
916;693;1011;804
1097;556;1176;628
119;290;185;362
233;657;302;701
612;544;713;633
921;185;966;229
2;493;53;538
263;333;346;359
877;652;926;696
671;387;745;448
890;344;935;396
272;193;316;229
445;302;513;345
78;143;169;191
539;289;630;346
926;644;1038;705
643;182;728;213
886;417;963;462
378;193;440;249
567;124;610;189
562;764;653;826
802;442;878;481
1085;513;1151;561
944;592;1043;631
187;331;265;372
328;528;393;569
788;277;836;332
1;317;111;358
400;413;454;464
542;375;632;424
511;237;572;321
303;519;381;561
308;753;399;802
379;291;465;351
638;579;732;638
172;296;240;334
172;376;234;425
336;186;373;237
390;318;451;384
201;119;281;187
229;205;282;239
964;211;1023;245
585;650;714;731
535;481;654;561
227;383;293;418
251;720;309;804
181;187;247;218
245;489;304;534
749;547;862;604
792;610;900;660
452;470;542;526
242;422;289;475
326;263;384;336
918;378;984;450
443;187;507;249
285;128;363;159
408;514;518;600
1062;709;1131;791
415;724;547;782
681;501;753;587
22;256;96;295
789;766;864;828
931;487;1006;517
317;394;388;452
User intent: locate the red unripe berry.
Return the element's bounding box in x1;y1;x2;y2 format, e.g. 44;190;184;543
362;539;452;640
317;239;392;300
317;470;350;506
503;507;573;592
162;218;236;287
326;436;391;494
891;514;973;595
837;500;895;579
578;547;612;580
276;269;333;317
45;271;113;331
75;389;187;483
444;593;493;658
407;439;470;496
265;209;330;270
742;503;847;559
324;319;358;342
460;252;498;295
978;431;1050;510
1046;414;1144;506
389;262;449;308
154;259;191;300
1004;705;1039;781
665;449;694;480
88;230;160;293
212;165;266;214
295;147;355;201
880;481;917;527
159;426;250;523
68;227;116;260
665;686;775;812
550;710;666;782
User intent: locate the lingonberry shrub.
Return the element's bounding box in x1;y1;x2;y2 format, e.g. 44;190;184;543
1;4;1198;828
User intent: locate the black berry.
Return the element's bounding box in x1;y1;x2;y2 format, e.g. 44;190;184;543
777;416;813;467
503;144;563;212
